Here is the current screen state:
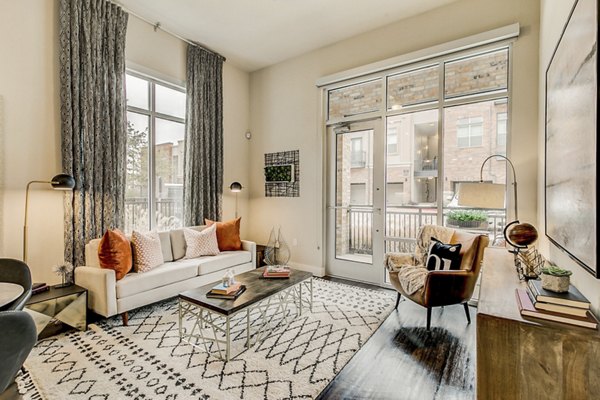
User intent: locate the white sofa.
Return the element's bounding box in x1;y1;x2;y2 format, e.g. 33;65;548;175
75;226;255;322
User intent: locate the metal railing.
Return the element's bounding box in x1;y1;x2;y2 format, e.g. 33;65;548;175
124;197;183;232
346;205;505;254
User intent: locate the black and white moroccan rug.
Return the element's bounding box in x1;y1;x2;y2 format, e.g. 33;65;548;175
18;279;395;400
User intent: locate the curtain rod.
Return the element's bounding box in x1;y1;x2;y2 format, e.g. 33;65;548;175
110;0;226;61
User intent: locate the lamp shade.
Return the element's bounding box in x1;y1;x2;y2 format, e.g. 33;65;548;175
51;174;75;190
229;181;243;193
457;182;505;209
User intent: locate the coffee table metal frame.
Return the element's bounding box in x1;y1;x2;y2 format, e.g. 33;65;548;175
178;278;312;362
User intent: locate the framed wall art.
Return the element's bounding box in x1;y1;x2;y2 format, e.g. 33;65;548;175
545;0;598;277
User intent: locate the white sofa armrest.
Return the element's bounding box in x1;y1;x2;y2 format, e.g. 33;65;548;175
241;240;256;267
75;266;117;318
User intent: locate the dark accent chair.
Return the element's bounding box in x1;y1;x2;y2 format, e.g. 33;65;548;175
0;258;32;311
0;311;37;394
385;225;489;331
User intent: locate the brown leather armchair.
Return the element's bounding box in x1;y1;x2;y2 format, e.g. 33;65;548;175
385;225;489;330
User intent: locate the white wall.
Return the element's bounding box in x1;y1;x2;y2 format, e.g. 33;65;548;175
538;0;600;313
248;0;540;276
0;1;250;284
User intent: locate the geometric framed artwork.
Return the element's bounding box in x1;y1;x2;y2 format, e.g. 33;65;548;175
545;0;598;277
264;150;300;197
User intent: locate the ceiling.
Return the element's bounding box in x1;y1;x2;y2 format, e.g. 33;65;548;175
117;0;458;71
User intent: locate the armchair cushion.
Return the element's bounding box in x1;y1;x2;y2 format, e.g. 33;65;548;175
425;238;462;271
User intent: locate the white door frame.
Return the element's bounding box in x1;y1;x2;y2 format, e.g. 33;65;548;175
325;118;385;285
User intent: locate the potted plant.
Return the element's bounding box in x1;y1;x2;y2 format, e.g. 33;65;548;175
540;265;572;293
446;209;488;228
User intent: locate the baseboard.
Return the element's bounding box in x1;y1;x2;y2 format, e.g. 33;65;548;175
288;262;325;277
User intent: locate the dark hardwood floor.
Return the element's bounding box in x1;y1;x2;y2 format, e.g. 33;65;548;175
318;276;476;400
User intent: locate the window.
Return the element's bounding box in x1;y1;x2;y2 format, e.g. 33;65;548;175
497;112;507;148
387;128;398;154
125;72;186;232
351;137;366;167
457;116;483;148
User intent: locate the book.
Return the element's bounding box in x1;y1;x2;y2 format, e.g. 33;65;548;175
32;283;49;295
210;282;241;295
526;287;588;317
206;285;246;299
527;279;590;309
32;282;46;289
516;289;598;329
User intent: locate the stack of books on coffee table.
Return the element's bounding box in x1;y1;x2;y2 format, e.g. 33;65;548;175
515;280;598;329
206;282;246;299
32;282;50;295
262;266;291;279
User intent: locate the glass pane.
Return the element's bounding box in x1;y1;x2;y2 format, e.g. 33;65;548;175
385;110;439;255
336;129;373;263
125;112;150;232
126;74;149;110
387;65;439;110
444;49;508;99
443;99;507;240
155;118;185;230
156;84;186;119
328;79;382;120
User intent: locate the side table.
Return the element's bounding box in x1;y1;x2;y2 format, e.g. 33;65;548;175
255;244;267;268
25;284;87;339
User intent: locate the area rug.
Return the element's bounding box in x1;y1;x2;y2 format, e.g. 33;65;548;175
18;278;395;399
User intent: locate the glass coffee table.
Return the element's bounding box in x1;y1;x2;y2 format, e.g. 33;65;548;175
178;267;313;361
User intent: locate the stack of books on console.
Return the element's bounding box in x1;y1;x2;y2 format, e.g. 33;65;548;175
32;282;50;295
262;266;291;279
515;279;598;329
206;282;246;299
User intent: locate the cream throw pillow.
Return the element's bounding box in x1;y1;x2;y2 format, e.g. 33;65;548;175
131;231;164;273
183;225;220;258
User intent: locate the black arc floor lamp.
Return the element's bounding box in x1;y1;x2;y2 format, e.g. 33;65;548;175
23;173;75;263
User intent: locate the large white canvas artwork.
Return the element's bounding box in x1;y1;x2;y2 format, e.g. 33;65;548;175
545;0;598;277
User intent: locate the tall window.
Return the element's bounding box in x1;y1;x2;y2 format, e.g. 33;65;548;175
457;116;483;148
497;112;507;150
125;72;186;232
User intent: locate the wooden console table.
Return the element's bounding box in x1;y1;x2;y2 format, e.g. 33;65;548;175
477;247;600;399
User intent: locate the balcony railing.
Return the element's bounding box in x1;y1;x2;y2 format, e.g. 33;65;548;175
346;205;505;255
124;197;183;232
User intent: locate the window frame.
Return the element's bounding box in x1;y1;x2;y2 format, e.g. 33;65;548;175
125;70;186;232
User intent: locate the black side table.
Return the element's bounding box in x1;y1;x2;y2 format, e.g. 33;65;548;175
255;244;267;268
25;284;87;339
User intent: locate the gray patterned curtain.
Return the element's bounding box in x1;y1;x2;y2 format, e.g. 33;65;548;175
59;0;128;267
184;45;224;225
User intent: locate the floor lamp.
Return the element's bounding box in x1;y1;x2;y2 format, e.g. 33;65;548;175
23;174;75;263
229;181;243;219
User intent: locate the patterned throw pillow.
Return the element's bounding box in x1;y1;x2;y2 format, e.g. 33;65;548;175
183;224;220;258
131;231;164;273
425;237;462;271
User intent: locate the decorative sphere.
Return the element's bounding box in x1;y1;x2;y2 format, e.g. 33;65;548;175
507;223;538;246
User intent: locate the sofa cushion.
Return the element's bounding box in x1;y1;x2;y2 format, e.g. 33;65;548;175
205;218;242;251
158;231;174;262
184;225;220;258
197;251;252;275
116;259;199;298
131;231;164;273
85;239;102;268
98;229;133;280
170;225;205;260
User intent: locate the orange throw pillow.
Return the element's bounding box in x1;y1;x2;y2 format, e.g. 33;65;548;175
98;229;133;280
205;217;242;251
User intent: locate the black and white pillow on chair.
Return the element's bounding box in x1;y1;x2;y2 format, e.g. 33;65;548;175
425;237;462;271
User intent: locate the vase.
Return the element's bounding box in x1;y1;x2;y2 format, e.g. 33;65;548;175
264;227;291;266
541;273;570;293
